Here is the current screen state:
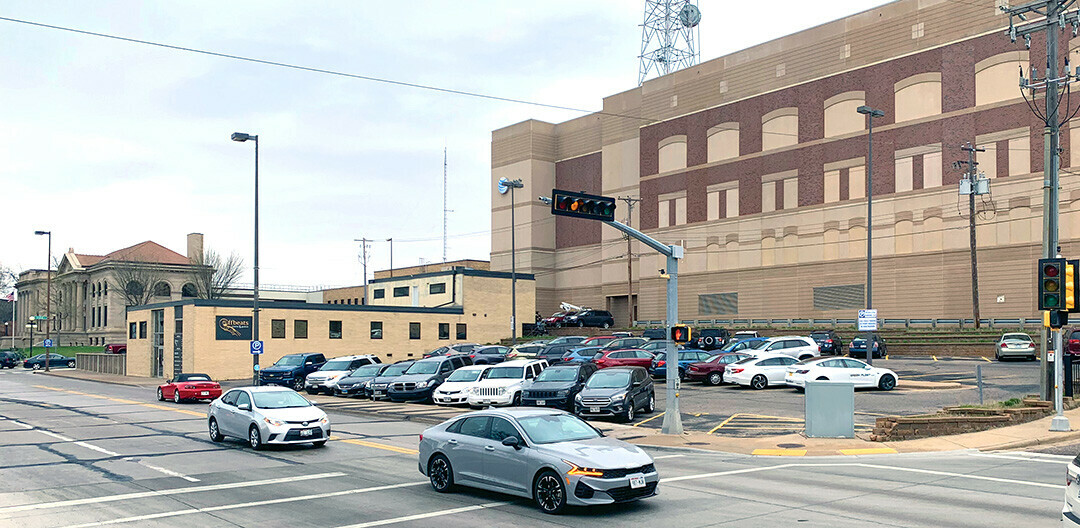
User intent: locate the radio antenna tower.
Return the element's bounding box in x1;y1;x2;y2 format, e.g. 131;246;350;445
638;0;701;85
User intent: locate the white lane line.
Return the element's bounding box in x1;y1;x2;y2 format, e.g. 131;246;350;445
1004;451;1076;461
24;423;198;481
662;464;797;482
75;442;121;457
122;458;199;482
0;472;347;515
37;430;74;442
653;454;687;460
336;501;512;528
10;421;34;429
59;481;426;528
969;453;1068;465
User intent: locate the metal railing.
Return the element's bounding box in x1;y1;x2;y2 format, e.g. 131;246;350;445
76;353;125;376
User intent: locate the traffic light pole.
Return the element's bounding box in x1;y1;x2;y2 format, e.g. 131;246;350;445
602;219;684;435
1053;328;1069;431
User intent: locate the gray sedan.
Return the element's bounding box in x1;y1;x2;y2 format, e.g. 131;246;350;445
207;386;329;449
418;408;658;514
995;332;1037;361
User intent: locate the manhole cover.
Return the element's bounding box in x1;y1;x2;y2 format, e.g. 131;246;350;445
776;443;805;448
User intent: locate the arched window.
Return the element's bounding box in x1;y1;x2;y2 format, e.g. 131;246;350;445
761;108;798;150
823;91;865;137
706;123;740;162
181;283;198;298
126;281;144;298
975;52;1028;106
658;135;688;173
153;282;171;297
894;73;942;123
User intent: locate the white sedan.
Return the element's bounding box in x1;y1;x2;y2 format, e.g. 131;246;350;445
785;357;898;391
432;365;491;405
725;354;800;390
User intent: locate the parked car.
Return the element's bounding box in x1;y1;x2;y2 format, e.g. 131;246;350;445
685;352;753;385
722;337;769;354
536;343;582;364
521;362;598;410
466;359;548;407
469;345;511;365
157;373;221;403
418;408;659;514
725;354;800;390
752;336;820;360
564;309;615;329
849;334;888;359
593;348;654;369
809;330;844;356
1069;328;1080;355
208;386;329;449
334;363;390;397
423;343;480;358
259;353;326;391
731;330;761;340
23;353;74;370
649;349;712;380
690;328;730;351
561;346;603;364
600;337;648;351
433;365;493;405
0;350;22;369
582;335;617;347
639;340;678;354
641;328;667;340
785;357;898;391
542;311;577;328
996;332;1037;361
506;343;546;360
611;331;634;338
575;366;655;422
388;355;472;403
1062;452;1080;526
305;355;381;395
370;361;416;401
547;335;587;346
103;343;127;354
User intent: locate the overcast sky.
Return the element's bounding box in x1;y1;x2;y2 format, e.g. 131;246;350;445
0;0;884;290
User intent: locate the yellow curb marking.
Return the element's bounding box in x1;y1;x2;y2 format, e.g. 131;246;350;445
634;411;665;427
932;356;938;361
751;449;807;456
981;356;993;363
341;438;418;455
884;355;889;360
707;413;741;434
840;448;898;455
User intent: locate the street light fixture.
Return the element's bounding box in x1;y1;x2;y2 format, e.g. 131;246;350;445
33;230;51;372
231;132;260;385
857;105;884;365
500;179;525;346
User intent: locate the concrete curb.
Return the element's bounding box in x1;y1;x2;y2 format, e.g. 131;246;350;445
34;370;162;388
982;429;1080;451
898;380;964;390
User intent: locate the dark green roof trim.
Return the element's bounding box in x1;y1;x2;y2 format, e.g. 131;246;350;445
369;267;534;285
126;298;464;315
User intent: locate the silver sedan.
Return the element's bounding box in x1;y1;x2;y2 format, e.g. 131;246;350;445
207;386;330;449
418;408;658;514
995;332;1037;361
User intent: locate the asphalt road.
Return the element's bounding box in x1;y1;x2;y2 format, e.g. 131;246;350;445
0;368;1067;527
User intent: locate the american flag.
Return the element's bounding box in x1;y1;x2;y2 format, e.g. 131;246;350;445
1;293;13;302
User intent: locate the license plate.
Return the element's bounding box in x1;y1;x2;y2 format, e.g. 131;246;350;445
300;429;313;437
200;391;209;396
629;475;646;489
537;400;546;406
374;391;385;396
590;406;600;413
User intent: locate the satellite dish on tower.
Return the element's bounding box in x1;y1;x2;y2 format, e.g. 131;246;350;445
497;177;510;195
679;4;701;28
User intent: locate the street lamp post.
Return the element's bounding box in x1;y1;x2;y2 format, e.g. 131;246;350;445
503;179;524;346
34;230;51;372
857;105;884;365
231;132;260;385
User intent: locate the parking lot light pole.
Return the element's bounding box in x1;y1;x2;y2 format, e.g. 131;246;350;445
857;105;884;365
231;132;260;385
505;179;524;346
34;230;51;372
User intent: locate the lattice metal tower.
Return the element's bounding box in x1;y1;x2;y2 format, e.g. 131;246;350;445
638;0;701;85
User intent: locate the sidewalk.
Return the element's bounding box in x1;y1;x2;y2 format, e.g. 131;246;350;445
34;369;165;388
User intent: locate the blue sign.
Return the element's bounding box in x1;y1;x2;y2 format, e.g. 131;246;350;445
250;340;264;355
43;339;54;348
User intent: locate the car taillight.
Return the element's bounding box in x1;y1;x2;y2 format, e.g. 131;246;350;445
657;361;666;367
184;385;196;389
1071;339;1080;345
730;368;744;374
419;434;423;442
796;369;809;374
469;354;476;359
1001;343;1008;348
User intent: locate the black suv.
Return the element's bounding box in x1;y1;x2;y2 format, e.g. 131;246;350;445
690;328;729;351
0;350;22;369
334;364;390;397
809;330;844;355
641;328;667;340
259;353;326;390
564;309;615;329
536;343;582;364
575;366;655;423
522;362;598;410
370;361;415;400
388;355;472;402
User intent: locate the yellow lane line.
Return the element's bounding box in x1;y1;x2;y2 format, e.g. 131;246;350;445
981;356;993;363
33;386;205;417
707;413;741;435
341;438;419;455
751;449;807;456
840;448;898;455
634;411;665;427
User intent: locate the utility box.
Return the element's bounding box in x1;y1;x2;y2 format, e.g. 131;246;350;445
805;380;855;438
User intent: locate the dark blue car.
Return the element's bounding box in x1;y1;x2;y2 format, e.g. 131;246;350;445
650;349;712;379
560;346;603;364
23;353;74;370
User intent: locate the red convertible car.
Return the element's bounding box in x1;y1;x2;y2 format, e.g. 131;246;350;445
157;373;221;403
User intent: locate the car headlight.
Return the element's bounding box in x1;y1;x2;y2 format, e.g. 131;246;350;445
575;393;583;402
610;393;625;401
362;380;372;388
264;417;285;427
416;381;429;389
564;460;604;477
318;416;329;424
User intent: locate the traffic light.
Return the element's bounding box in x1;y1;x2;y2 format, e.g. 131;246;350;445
671;324;692;343
550;189;617;222
1068;261;1078;311
1039;258;1067;311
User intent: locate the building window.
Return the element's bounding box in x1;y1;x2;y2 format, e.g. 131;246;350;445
271;319;286;338
294;320;308;339
103;306;107;326
373;289;385;299
706;123;740;163
761;107;798;150
975;52;1028;106
129;322;137;339
393;286;409;297
894;73;942;123
329;320;342;339
409;322;421;340
456;323;467;340
658;192;687;228
370;321;383;339
439;323;450;340
430;283;446;295
707;182;739;221
823;91;866;138
138;321;147;339
353;298;359;304
657;135;688;173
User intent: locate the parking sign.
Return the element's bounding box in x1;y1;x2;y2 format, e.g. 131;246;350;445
857;309;878;331
43;339;54;348
250;340;264;355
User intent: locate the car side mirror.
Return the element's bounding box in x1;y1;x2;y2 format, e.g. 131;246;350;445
864;366;872;370
238;403;251;411
502;436;522;449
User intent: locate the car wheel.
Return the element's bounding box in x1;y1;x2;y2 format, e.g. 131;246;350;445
750;374;768;390
312;440;327;448
67;360;75;368
602;322;610;329
512;392;522;406
291;378;305;391
306;389;318;395
173;391;181;404
645;394;655;413
32;363;41;370
678;368;686;381
707;372;723;386
798;355;812;361
625;403;636;423
428;454;455;492
878;374;896;391
157;388;165;401
533;470;567;514
248;425;264;450
577;321;584;328
208;418;224;442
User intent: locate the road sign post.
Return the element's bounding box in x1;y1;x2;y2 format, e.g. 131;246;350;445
858;309;878;364
250;340;264;355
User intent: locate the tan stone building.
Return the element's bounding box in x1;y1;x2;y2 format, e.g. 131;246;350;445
492;0;1072;325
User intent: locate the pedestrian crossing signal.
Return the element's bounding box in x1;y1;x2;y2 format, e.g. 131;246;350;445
550;189;617;222
671;324;692;343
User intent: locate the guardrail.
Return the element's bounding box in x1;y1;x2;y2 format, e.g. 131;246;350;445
76;353;125;376
632;317;1043;329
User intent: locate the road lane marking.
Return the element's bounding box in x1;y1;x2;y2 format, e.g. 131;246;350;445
38;430;74;442
981;356;993;363
341;438;419;455
336;501;512;528
0;472;347;515
634;411;665;427
662;464;797;482
74;441;120;456
653;454;686;459
122;457;199;482
10;420;34;429
751;449;807;456
707;413;741;434
32;385;205;417
969;453;1068;464
839;448;898;455
59;481;426;528
1007;451;1075;461
932;356;938;361
852;463;1063;489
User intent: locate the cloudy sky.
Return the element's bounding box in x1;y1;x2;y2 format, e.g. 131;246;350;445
1;0;882;289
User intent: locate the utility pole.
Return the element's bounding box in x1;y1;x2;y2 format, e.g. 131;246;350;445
619;196;641;327
354;238;371;305
957;143;986;329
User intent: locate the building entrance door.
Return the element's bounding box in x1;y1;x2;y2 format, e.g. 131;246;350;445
151;309;164;377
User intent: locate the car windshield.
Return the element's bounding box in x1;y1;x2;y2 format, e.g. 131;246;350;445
446;369;483;382
1002;334;1032;342
517;414;600;444
381;363;412;377
406;362;441;375
486;366;524;379
705;354;723;362
349;365;384;377
536;368;578;382
810;333;830;340
274;356;304;366
585;370;630;388
322;359;356;371
428;347;449;355
252;391;311;409
752;340;774;350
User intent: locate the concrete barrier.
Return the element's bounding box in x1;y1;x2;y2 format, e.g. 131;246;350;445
77;353;126;376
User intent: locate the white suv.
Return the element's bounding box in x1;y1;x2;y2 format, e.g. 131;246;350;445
304;355;380;395
465;359;548;407
751;337;819;360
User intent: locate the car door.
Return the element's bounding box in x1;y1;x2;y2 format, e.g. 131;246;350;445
215;390;242;436
841;359;876;387
446;416;491;486
229;390;254;435
768;357;798;383
633;350;654;368
482;417;530;494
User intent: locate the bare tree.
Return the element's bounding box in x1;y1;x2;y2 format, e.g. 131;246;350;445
111;261;166;307
189;248;244;299
0;264;15;295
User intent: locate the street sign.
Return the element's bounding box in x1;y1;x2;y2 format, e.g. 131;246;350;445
43;339;54;348
30;316;47;321
250;340;264;355
858;309;878;331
